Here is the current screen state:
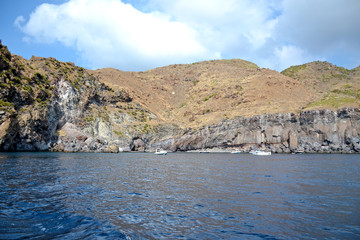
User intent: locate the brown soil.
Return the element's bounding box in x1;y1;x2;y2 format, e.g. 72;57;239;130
90;59;331;128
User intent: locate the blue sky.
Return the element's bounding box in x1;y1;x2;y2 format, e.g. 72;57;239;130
0;1;73;63
1;0;359;71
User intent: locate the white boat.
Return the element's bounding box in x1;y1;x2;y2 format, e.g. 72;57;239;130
251;149;271;156
199;149;210;153
154;149;167;155
230;150;242;154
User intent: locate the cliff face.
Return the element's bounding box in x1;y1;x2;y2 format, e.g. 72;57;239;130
0;41;132;151
50;107;360;153
1;41;360;153
163;108;360;153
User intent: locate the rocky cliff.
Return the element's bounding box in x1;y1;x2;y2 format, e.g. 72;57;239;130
0;41;132;151
41;107;360;153
165;108;360;153
1;41;360;153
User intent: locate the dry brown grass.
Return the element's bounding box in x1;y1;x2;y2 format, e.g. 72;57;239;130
91;59;324;128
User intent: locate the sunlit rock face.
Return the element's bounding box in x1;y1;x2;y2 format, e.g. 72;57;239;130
166;108;360;153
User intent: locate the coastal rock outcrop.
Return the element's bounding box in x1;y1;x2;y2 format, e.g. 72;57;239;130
165;108;360;153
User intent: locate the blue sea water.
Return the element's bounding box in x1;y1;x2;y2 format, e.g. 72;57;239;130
0;152;359;239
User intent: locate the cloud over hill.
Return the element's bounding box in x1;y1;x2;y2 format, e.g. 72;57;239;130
16;0;360;71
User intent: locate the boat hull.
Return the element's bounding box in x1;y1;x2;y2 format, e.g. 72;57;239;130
250;150;271;156
154;150;167;155
230;151;242;154
253;152;271;156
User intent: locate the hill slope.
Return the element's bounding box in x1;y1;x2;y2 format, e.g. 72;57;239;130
91;60;317;128
281;61;360;110
92;60;360;128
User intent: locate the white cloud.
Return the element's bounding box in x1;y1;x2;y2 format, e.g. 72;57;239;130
14;15;25;29
274;0;360;68
16;0;360;71
149;0;278;51
273;45;315;70
149;0;360;69
16;0;217;70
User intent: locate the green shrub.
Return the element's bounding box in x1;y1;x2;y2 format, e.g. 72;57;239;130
281;64;306;78
11;67;17;74
0;83;9;88
179;102;186;108
23;76;32;83
35;72;44;80
142;124;150;133
307;94;358;109
331;87;360;98
23;85;32;93
203;93;217;101
114;130;123;136
202;109;211;114
335;66;350;75
0;99;13;107
84;114;95;123
13;76;21;84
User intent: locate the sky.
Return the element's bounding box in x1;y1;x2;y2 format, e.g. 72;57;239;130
0;0;359;72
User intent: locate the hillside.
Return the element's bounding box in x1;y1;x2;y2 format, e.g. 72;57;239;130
0;41;133;151
91;60;315;128
281;61;360;111
92;60;360;128
1;41;360;153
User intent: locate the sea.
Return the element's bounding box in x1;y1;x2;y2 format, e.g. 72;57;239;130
0;152;359;239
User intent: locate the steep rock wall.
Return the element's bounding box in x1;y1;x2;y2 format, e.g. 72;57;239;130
161;108;360;153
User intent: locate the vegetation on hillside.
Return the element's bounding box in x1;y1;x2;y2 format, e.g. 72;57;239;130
281;64;307;79
1;39;360;131
281;61;360;111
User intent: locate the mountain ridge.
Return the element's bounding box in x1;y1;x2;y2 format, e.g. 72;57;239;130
91;59;360;128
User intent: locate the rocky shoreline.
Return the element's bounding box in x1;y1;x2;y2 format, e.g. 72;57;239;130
135;107;360;154
49;108;360;154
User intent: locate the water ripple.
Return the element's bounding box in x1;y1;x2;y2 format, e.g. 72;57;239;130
0;152;359;239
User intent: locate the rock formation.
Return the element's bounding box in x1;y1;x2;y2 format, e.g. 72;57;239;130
166;108;360;153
